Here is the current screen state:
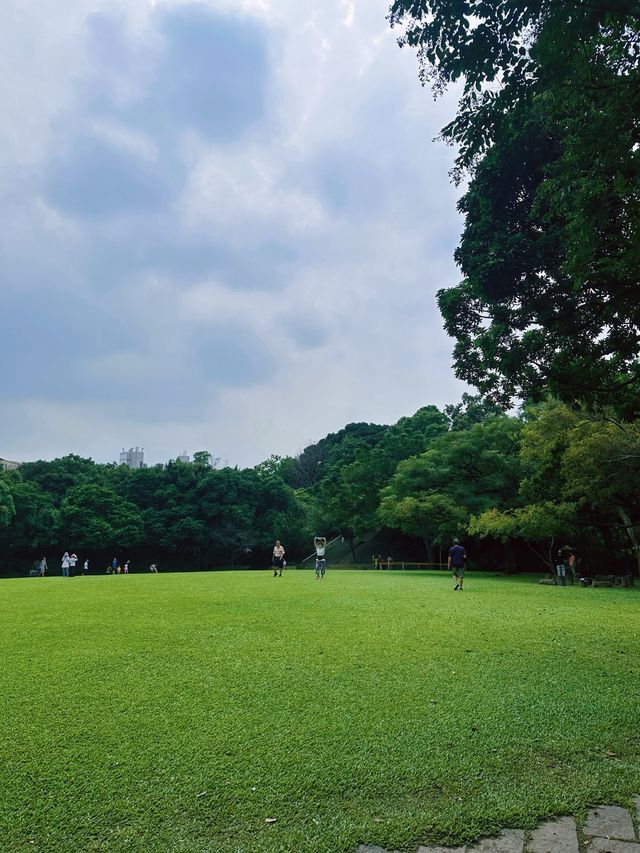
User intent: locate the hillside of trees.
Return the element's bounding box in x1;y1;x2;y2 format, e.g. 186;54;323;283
1;395;638;576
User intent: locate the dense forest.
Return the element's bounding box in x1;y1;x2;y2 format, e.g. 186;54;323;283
1;394;639;576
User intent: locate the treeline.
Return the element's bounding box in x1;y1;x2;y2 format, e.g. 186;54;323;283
0;453;307;573
288;395;639;576
1;395;638;575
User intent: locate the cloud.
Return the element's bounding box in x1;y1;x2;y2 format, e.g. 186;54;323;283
145;3;271;142
44;4;272;222
278;315;330;350
83;4;272;143
195;326;277;387
0;0;469;467
44;131;180;219
308;146;384;215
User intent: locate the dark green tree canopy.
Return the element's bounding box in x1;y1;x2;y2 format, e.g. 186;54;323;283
0;475;59;550
316;406;450;535
20;455;100;506
282;422;388;489
392;0;640;416
389;0;639;173
60;484;144;551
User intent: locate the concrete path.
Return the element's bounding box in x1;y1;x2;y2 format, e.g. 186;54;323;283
356;795;640;853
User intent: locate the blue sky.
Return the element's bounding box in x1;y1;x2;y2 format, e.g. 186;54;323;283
1;0;466;466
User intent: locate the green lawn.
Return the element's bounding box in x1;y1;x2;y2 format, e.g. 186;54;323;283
1;570;639;852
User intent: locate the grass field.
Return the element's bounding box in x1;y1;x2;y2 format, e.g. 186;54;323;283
1;570;639;853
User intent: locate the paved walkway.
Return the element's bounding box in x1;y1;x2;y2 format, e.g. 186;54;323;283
357;796;640;853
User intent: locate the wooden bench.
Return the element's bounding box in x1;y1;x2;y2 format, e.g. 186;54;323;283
593;575;615;587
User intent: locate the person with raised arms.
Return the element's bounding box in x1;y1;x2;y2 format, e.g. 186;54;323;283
314;536;327;579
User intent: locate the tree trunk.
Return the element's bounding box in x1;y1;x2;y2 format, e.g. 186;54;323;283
503;541;515;574
423;538;434;563
523;539;553;571
616;506;640;576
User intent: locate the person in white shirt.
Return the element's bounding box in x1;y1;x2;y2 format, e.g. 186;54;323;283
69;553;78;576
314;537;326;579
82;559;89;576
61;552;70;578
272;540;285;577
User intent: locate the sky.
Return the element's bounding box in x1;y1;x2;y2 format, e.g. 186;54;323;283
1;0;467;468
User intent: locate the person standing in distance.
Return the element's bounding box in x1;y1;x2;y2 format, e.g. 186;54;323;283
314;536;327;579
61;551;71;578
272;540;285;577
82;558;89;576
69;553;78;576
448;538;467;590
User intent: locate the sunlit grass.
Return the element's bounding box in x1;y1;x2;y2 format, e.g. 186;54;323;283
1;570;639;852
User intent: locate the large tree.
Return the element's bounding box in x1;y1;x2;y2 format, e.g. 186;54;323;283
562;417;640;573
472;399;640;571
378;415;523;558
469;502;578;570
391;0;640;415
317;406;449;536
389;0;638;173
282;423;389;490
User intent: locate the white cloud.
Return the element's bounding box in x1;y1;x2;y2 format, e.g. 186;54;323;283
183;145;326;235
341;0;356;28
0;0;469;467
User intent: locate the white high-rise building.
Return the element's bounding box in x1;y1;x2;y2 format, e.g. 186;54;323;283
119;446;145;469
177;451;190;463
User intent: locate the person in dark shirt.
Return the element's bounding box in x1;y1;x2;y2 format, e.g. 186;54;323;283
448;538;467;590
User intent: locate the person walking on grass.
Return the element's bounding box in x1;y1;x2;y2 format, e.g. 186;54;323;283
314;536;327;579
123;560;129;575
82;558;89;576
449;538;467;590
39;557;48;577
272;540;285;577
61;551;71;578
556;548;568;586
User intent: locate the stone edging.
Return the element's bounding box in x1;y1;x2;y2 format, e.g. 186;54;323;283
357;795;640;853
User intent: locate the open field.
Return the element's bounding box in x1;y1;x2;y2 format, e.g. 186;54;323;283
1;570;639;852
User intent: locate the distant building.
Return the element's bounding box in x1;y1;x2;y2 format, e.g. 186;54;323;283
119;446;145;469
0;457;19;471
177;451;190;463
